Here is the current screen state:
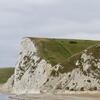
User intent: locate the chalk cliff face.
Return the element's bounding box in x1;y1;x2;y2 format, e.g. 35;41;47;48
5;38;100;94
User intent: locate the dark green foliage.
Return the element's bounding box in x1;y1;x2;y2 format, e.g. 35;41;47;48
69;41;77;44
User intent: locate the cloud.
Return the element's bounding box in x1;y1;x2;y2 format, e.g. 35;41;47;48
0;0;100;67
23;0;59;5
37;18;100;33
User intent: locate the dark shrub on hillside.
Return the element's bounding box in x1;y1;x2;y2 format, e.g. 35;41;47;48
69;41;77;44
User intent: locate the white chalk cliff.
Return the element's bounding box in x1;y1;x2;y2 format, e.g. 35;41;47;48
5;38;100;94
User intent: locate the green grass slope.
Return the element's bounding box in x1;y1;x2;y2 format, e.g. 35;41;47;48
30;38;100;73
0;67;14;84
31;38;100;64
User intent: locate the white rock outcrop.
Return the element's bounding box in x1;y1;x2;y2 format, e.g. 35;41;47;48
5;38;100;94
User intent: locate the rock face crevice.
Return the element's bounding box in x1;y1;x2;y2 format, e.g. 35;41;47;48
5;38;100;94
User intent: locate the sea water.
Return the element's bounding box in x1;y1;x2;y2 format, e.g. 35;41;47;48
0;93;9;100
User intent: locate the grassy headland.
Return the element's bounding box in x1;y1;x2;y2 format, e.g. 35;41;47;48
0;38;100;83
30;38;100;73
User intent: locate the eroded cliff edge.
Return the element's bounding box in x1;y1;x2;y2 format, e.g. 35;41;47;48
4;38;100;94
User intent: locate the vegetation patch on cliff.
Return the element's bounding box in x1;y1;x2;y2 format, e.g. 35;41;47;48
0;67;14;84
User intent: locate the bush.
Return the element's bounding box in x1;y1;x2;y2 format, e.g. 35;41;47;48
69;41;77;44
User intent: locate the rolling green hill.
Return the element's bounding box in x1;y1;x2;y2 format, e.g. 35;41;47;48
0;67;14;84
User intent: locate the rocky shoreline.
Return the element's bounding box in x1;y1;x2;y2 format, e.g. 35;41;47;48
0;84;100;100
8;93;100;100
1;84;100;95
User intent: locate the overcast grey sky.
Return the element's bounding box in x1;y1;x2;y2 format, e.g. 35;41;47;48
0;0;100;67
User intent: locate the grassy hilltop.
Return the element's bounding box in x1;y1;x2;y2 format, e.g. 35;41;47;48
0;38;100;84
31;38;100;73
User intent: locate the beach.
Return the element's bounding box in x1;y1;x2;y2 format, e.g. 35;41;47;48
0;91;100;100
8;93;100;100
0;84;100;100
